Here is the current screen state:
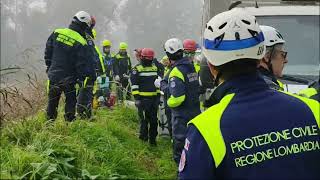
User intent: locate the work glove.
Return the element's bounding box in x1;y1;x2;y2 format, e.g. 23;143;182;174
154;76;162;88
114;75;120;81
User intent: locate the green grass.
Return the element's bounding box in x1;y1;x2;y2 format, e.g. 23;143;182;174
0;106;176;179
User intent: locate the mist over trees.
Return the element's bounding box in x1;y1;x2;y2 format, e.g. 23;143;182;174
1;0;203;79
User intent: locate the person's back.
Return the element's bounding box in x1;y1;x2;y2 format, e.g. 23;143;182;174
179;8;319;180
181;73;319;179
44;11;93;121
169;58;200;118
164;38;201;165
46;28;88;84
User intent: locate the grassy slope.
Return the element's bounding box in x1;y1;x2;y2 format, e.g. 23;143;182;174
0;106;176;179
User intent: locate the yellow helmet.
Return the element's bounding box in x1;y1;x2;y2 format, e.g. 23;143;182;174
92;29;97;39
119;42;128;50
102;40;112;47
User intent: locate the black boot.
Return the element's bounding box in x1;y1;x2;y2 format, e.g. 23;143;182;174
149;138;157;146
139;136;148;142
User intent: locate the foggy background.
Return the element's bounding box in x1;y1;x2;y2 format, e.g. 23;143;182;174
1;0;204;84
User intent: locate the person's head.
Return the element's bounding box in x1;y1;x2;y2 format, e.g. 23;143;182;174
90;16;96;29
183;39;197;61
202;8;265;85
259;25;288;78
102;40;112;54
119;42;128;55
134;48;143;61
164;38;184;61
160;55;171;67
72;11;94;31
141;48;155;66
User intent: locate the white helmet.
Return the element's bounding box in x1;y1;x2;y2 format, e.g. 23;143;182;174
164;38;183;54
74;11;92;27
260;25;285;47
203;8;265;66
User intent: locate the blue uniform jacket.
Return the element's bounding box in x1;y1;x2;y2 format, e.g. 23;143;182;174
167;58;201;120
179;73;320;180
45;23;95;83
104;53;115;77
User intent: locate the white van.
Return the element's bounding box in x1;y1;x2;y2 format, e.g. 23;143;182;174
202;0;319;93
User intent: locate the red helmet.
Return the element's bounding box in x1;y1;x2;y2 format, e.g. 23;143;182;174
183;39;197;52
141;48;155;60
134;48;143;59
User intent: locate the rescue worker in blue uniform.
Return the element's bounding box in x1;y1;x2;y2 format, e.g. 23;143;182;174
44;11;94;122
130;48;160;146
114;42;132;101
179;9;320;179
94;39;114;102
258;25;287;91
102;40;115;79
90;30;111;108
77;18;98;119
164;38;201;165
183;39;200;74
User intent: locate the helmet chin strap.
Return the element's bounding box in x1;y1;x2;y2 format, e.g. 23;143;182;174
213;70;222;88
